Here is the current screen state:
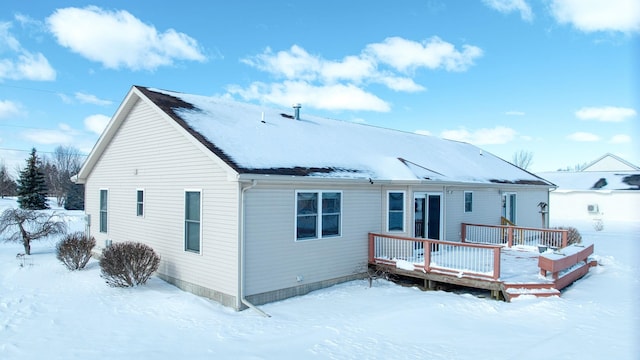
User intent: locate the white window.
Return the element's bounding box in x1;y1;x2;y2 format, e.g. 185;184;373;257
184;191;201;253
136;189;144;217
464;191;473;213
296;191;342;241
387;191;405;232
99;189;108;233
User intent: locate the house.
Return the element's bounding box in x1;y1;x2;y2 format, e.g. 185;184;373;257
76;86;554;310
538;153;640;224
581;153;639;172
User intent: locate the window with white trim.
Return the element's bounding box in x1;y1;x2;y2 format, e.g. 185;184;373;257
464;191;473;213
99;189;108;233
184;191;201;253
136;189;144;217
387;191;404;231
296;191;342;240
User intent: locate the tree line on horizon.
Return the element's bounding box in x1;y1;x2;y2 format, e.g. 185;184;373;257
0;146;84;210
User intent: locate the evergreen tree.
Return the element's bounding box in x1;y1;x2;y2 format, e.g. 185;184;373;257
17;148;49;210
64;183;85;210
0;161;17;198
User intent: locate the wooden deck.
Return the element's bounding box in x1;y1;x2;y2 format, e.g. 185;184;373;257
368;224;596;301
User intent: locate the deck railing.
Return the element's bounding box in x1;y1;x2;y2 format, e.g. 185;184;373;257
461;223;568;249
368;233;502;280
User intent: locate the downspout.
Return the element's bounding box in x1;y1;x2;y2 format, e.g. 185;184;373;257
239;179;271;317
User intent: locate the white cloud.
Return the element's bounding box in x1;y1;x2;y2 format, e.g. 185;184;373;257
440;126;517;145
567;132;600;142
0;22;21;51
84;114;111;135
576;106;636;122
46;6;206;71
58;93;73;104
610;134;631;144
550;0;640;33
0;22;56;81
75;92;113;106
236;36;481;112
483;0;534;22
23;127;75;145
321;55;376;83
0;100;22;119
228;80;390;112
365;36;483;72
505;110;525;116
242;45;321;81
376;76;425;92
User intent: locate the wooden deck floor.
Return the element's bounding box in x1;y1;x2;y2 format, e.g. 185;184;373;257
369;238;596;301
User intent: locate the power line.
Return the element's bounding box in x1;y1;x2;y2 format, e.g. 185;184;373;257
0;123;65;131
0;147;89;157
0;83;63;95
0;83;117;103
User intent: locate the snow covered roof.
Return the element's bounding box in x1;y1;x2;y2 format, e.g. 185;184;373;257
137;86;551;185
537;171;640;191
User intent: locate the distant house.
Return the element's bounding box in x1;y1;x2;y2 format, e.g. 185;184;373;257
76;86;554;310
538;153;640;224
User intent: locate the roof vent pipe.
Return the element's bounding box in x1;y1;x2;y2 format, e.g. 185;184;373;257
292;103;301;120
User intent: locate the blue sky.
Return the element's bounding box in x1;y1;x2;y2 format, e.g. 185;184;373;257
1;0;638;175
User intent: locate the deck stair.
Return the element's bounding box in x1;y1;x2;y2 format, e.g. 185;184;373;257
501;283;560;301
538;243;596;291
502;243;595;300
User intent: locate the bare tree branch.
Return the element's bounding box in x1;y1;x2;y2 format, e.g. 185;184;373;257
0;208;67;255
512;150;533;170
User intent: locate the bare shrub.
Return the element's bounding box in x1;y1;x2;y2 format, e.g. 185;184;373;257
554;226;582;246
56;232;96;270
367;265;395;287
99;242;160;287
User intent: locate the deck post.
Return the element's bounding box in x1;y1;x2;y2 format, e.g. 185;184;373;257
461;223;467;242
493;247;501;280
507;227;514;248
368;233;375;263
561;230;568;248
424;240;431;272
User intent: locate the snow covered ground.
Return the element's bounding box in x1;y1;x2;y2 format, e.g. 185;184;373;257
1;197;638;359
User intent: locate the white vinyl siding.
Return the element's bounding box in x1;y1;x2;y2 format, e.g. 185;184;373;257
244;185;380;296
387;191;405;232
444;187;550;241
82;98;240;301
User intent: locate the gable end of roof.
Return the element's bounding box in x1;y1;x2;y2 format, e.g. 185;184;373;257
136;86;243;173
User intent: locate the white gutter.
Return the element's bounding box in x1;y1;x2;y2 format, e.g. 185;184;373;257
238;179;271;317
236;173;554;189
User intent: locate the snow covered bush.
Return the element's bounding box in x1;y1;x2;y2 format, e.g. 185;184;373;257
56;232;96;270
99;242;160;287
